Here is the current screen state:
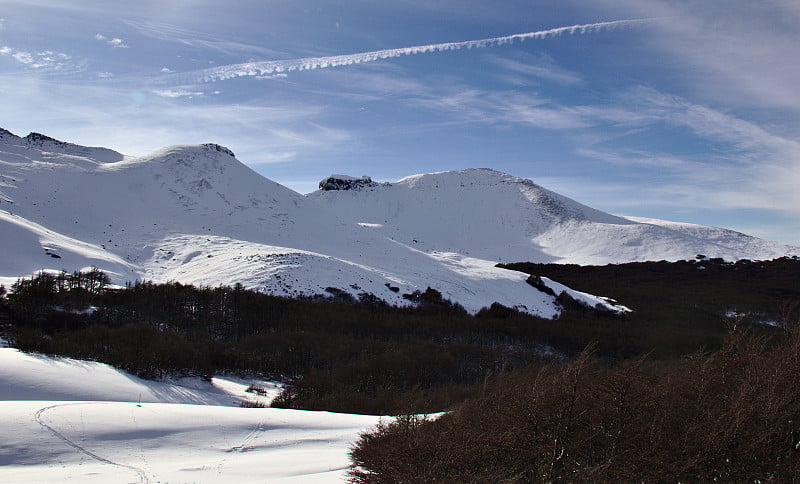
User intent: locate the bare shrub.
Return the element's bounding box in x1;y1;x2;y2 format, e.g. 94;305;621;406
239;400;267;408
349;328;800;482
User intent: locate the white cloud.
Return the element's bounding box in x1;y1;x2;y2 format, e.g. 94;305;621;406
11;51;34;65
152;89;204;98
0;45;73;70
255;73;289;80
95;33;128;48
108;38;128;48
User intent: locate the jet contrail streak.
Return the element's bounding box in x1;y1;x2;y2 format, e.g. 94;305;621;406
170;19;650;84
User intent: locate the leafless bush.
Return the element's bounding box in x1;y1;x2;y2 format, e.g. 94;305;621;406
350;327;800;482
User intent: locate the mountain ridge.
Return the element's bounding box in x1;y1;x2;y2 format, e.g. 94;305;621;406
310;168;796;264
1;130;796;315
0;131;566;315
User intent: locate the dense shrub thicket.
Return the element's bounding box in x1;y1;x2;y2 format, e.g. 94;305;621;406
2;271;569;413
349;328;800;482
1;257;797;415
501;256;800;342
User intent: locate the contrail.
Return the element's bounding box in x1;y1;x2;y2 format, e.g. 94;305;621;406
168;19;650;84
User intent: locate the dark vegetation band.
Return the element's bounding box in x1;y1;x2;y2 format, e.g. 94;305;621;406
1;257;798;417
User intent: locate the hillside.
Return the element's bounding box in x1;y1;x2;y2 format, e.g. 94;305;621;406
0;130;566;316
310;169;798;264
2;129;796;315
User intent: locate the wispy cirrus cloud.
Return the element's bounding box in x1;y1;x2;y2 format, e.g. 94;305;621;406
122;18;286;58
578;87;800;215
419;89;656;130
577;148;704;172
485;53;584;86
308;66;435;102
589;0;800;114
163;19;652;84
436;83;800;186
627;87;800;155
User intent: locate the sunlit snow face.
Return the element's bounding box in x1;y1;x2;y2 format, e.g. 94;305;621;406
1;0;799;244
0;346;382;482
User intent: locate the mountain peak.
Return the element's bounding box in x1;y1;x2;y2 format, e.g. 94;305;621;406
0;128;18;139
111;143;240;173
0;129;124;164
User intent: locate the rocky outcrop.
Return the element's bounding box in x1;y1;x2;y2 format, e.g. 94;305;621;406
25;132;68;146
202;143;235;158
0;128;19;139
318;174;380;191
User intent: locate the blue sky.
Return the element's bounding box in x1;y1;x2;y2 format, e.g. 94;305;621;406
2;0;799;245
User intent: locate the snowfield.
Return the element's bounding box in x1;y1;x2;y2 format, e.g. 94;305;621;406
0;130;676;316
310;168;799;265
0;347;382;483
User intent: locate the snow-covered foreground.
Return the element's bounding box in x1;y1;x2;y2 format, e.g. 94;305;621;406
0;348;382;483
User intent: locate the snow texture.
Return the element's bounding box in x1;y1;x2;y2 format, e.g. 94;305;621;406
0;347;380;483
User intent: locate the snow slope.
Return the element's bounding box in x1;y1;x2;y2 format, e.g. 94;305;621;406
310;169;798;265
0;129;570;315
0;347;380;483
0;347;281;405
2;129;792;314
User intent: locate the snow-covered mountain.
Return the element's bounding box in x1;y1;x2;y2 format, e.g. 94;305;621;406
310;169;798;265
1;129;795;315
0;130;565;316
